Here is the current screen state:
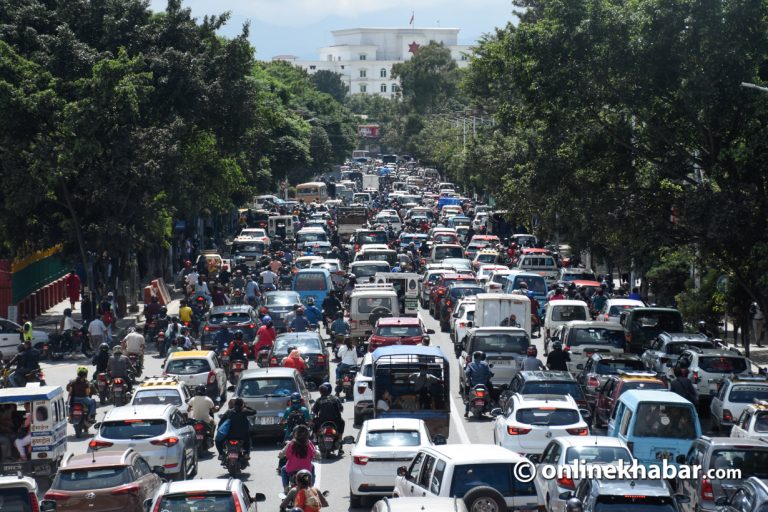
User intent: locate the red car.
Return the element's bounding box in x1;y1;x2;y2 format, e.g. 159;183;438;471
367;317;433;351
428;274;477;318
592;372;667;428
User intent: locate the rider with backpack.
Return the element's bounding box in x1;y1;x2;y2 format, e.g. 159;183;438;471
281;392;312;442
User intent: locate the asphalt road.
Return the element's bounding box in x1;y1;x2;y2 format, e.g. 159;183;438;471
37;304;716;511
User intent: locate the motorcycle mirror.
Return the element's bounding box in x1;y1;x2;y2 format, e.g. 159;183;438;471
432;434;447;445
490;408;503;417
142;498;152;512
342;435;355;444
152;466;166;475
93;422;101;430
426;329;436;335
322;491;330;497
40;501;56;512
397;466;408;477
251;493;266;503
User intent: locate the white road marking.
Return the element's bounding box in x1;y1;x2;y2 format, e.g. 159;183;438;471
315;457;322;487
449;392;472;445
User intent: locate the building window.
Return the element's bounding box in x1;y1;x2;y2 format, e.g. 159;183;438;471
380;68;387;78
340;65;345;70
359;54;367;60
380;84;387;93
360;85;367;93
392;84;400;93
327;55;333;61
309;65;316;70
360;69;367;78
461;54;469;61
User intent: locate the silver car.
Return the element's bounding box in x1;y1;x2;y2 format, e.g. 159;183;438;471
88;404;197;480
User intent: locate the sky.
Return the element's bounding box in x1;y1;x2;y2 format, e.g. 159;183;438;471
148;0;516;60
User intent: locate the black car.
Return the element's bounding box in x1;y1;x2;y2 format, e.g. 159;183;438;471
267;332;329;385
263;291;302;332
200;305;259;348
505;371;589;412
438;283;485;332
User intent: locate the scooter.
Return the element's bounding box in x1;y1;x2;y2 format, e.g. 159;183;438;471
69;402;93;438
231;288;244;305
223;439;248;476
467;384;492;418
49;328;91;359
335;366;358;401
127;353;143;377
192;420;214;456
110;377;131;407
94;373;110;405
228;359;247;385
315;421;342;459
256;345;272;368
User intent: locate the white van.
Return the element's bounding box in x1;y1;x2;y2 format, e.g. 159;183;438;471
348;284;400;341
429;244;465;263
515;253;559;284
543;300;590;351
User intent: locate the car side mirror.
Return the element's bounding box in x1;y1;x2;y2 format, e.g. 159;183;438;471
41;501;57;512
152;466;166;476
527;454;541;463
466;321;473;328
307;382;317;391
490;408;503;417
713;496;727;506
422;336;431;344
93;422;101;430
342;435;355;444
325;341;334;347
579;408;591;420
426;329;435;335
432;434;447;445
558;491;574;501
397;466;408;477
251;493;266;503
365;330;372;335
729;347;742;355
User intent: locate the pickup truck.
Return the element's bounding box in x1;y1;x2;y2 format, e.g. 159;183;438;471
337;206;368;237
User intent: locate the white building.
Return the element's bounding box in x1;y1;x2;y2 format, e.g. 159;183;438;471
274;27;472;97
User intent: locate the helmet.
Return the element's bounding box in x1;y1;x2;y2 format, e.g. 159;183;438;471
262;315;272;323
77;366;88;377
473;351;484;360
196;385;207;396
234;330;244;340
566;498;584;512
295;469;312;486
306;297;314;305
527;290;535;299
290;392;302;404
347;273;356;280
526;346;537;356
113;346;123;354
17;344;25;353
196;296;206;302
319;382;332;396
698;320;707;330
184;260;192;268
100;343;109;352
63;308;72;317
552;341;563;351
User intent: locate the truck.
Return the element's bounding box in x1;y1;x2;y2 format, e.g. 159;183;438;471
471;293;532;337
362;174;380;192
337;206;369;237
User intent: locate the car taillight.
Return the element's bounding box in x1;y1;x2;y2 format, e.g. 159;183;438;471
270;357;278;366
701;477;714;501
587;376;600;388
317;355;326;363
585;351;594;359
113;378;123;385
723;409;733;422
446;299;452;307
111;483;141;495
43;491;70;501
323;427;337;436
249;323;255;329
194;423;205;432
563;346;570;352
233;492;243;512
89;440;113;450
228;440;240;445
350;320;357;329
207;371;216;384
204;326;210;332
353;456;369;465
557;476;575;489
507;427;531;435
459;322;466;328
150;437;179;447
474;389;486;398
567;428;589;436
692;371;700;383
603;314;609;321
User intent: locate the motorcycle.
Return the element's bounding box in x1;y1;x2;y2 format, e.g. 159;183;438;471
94;373;110;405
110;377;131;407
279;480;328;511
127;353;143;377
228;359;247;385
224;439;248;476
335;365;358;401
256;345;272;368
279;269;293;290
315;421;342;459
49;328;91;360
231;288;244;305
192;420;214;456
467;384;492;418
69;402;93;438
6;367;46;388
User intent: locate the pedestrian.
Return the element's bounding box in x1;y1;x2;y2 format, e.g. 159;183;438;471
65;270;81;310
87;315;108;350
752;302;765;348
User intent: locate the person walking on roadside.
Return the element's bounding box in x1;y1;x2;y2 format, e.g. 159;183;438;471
65;270;81;310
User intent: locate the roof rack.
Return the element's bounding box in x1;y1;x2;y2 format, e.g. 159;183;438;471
616;370;661;378
353;283;395;290
753;399;768;407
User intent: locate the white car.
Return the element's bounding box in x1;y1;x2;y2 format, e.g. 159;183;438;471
353;352;374;426
130;377;192;415
534;436;633;512
671;347;751;403
163;350;228;404
89;404;197;480
394;444;539;511
0;317;48;359
372;497;468;512
595;298;645;323
374;214;402;232
0;475;39;511
472;212;488;231
146;478;265;511
450;299;475;345
476;264;509;283
731;401;768;440
485;269;516;293
711;375;768;433
493;394;590;456
350;418;436;507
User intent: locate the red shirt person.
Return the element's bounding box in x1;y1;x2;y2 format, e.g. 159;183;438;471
65;271;81;309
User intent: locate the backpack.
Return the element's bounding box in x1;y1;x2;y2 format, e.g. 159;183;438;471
285;408;307;433
315;396;340;421
215;419;231;442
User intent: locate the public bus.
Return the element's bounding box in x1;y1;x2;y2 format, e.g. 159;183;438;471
295;182;329;203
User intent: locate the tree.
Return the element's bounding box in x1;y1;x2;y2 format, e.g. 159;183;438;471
391;41;461;114
311;70;347;103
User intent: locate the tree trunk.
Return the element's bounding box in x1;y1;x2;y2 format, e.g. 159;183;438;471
743;317;751;358
61;182;93;293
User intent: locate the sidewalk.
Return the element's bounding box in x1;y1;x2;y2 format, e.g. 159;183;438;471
34;298;143;342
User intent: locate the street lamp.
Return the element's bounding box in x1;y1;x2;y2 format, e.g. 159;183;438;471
741;82;768;93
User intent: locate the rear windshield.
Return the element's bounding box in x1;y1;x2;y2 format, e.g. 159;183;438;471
520;256;556;268
609;304;640;315
710;449;768;479
449;287;484;299
594;496;676;512
728;385;768;403
376;326;423;337
552;306;588;322
567;327;623;347
634;404;697;439
133;389;183;406
433;246;463;260
274;336;322;354
633;311;683;331
265;294;300;306
473;333;529;354
100;419;167;439
357;297;394;314
477;254;496;262
516;408;580;426
755;412;768;432
450;463;536;498
238;377;296;397
698;357;748;373
564;446;632;465
356;232;388;245
522;382;585;400
352;263;390;278
55;467;132;491
512;276;547;294
366;430;420;447
208;312;251;325
166;358;211;375
562;272;597;282
665;342;714;355
159;494;236;512
0;487;34;511
619;381;667;395
361;252;394;262
297;232;327;243
232;242;265;253
596;359;646;375
294;273;329;291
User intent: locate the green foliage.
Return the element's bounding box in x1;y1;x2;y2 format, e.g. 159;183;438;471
392;42;461;114
646;249;692;307
310;70;347;103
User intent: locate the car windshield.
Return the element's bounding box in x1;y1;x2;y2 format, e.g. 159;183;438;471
434;246;462;259
449;287;484;299
564;446;632;465
208;313;251;325
595;359;646;375
0;487;35;511
362;252;393;262
634;312;683;331
710;449;768;479
294;273;328;291
366;430;421;447
698;357;748;373
477;254;496;263
352;263;390;278
357;297;394;314
450;463;535;497
516;408;580;426
159;493;236;512
522;382;585;400
274;335;322;354
357;232;388;244
100;419;167;439
238;377;296;397
513;276;547;294
133;389;183;406
297;232;327;243
665;341;714;355
609;304;640;316
376;325;422;337
552;306;588;322
562;272;597;282
633;404;697;439
54;467;133;491
265;294;300;306
473;334;529;353
166;358;211;375
594;497;676;512
568;328;623;347
728;386;768;403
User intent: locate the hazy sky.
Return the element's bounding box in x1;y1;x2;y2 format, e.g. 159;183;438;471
148;0;516;60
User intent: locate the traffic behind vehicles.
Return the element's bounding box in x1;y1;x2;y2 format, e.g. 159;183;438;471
710;375;768;433
621;307;684;355
367;317;432;352
262;291;302;332
144;478;265;512
267;331;329;385
236;367;311;439
592;371;667;428
163;350;227;404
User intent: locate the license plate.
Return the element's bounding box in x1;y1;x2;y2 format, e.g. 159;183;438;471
228;452;239;459
196;434;204;440
258;416;276;425
324;437;334;443
474;400;485;406
493;360;514;366
343;381;351;387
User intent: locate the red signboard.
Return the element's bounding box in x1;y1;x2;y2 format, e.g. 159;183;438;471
358;124;379;138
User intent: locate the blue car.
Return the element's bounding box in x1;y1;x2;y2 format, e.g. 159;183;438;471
398;233;428;250
503;272;548;316
291;268;335;311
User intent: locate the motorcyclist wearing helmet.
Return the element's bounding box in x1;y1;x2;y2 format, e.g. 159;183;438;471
178;299;193;325
293;466;327;510
214;325;234;354
92;342;111;374
289;307;310;333
216;398;256;460
522;346;545;371
230;270;246;292
546;341;571;371
254;316;277;354
225;330;251;369
670;367;698;404
121;326;145;368
566;498;584;512
330;312;350;339
107;346;136;392
311;383;345;449
321;293;342;327
281;392;312;442
67;367;96;421
187;385;218;431
303;298;322;327
8;341;40;388
464;351;494;417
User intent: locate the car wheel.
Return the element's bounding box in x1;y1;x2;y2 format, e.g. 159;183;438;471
189;450;198;478
354;413;361;428
350;491;363;508
464;486;506;512
174;457;187;482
